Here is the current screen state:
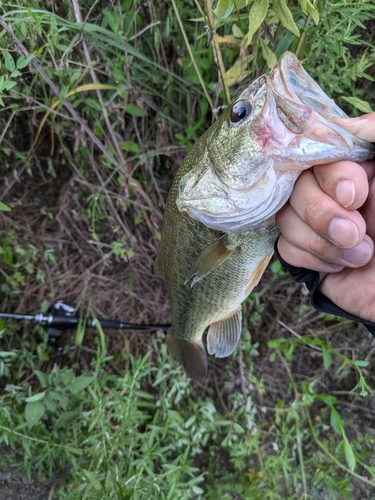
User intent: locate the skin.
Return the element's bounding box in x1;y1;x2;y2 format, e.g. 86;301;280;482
276;112;375;322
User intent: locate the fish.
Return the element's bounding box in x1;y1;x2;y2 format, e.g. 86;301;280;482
154;51;375;381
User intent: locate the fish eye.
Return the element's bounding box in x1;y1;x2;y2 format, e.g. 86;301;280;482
230;101;252;124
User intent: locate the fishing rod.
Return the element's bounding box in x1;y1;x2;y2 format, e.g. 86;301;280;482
0;301;170;337
0;301;170;364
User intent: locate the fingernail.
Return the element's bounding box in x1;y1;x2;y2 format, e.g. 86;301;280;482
343;240;372;264
328;218;358;248
336;180;355;208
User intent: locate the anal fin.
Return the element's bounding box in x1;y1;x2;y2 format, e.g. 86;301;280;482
185;236;236;287
206;306;242;358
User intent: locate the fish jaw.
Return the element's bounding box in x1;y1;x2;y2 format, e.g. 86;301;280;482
265;51;375;164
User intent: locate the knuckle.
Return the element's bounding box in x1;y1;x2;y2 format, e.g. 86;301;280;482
307;232;336;262
304;198;328;229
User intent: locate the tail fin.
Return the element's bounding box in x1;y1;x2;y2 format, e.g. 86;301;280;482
167;328;207;381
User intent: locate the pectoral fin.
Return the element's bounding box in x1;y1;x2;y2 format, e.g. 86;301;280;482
206;306;242;358
185;237;237;287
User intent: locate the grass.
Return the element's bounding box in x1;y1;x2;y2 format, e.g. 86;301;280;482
0;0;375;498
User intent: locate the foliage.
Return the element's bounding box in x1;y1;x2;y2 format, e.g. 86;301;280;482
0;0;375;498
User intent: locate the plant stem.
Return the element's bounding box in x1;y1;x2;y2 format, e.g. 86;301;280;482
278;351;307;496
171;0;215;114
305;410;375;488
203;0;231;106
295;13;312;59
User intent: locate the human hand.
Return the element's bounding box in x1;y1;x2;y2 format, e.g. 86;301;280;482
276;112;375;322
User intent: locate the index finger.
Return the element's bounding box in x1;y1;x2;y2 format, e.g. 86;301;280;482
335;112;375;143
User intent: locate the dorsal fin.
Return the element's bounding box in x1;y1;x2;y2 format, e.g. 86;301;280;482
185;237;237;287
206;306;242;358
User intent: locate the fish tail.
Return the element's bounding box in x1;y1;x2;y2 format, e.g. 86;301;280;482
167;328;207;381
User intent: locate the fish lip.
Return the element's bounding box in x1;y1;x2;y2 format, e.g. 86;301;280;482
273;52;375;151
275;52;346;121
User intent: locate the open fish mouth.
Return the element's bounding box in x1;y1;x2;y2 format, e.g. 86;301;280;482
176;52;375;233
274;52;374;152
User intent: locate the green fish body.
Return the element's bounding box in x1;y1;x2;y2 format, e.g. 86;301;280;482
155;52;374;380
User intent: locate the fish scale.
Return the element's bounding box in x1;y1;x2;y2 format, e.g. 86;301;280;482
155;52;375;380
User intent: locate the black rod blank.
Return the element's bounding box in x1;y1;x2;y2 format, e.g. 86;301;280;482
0;312;170;332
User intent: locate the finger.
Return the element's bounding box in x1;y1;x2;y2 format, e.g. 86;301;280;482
319;258;375;323
312;160;369;210
364;179;375;240
276;202;373;268
288;170;367;249
335;112;375;143
277;234;345;273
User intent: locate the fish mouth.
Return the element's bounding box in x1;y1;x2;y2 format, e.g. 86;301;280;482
272;52;374;152
176;52;375;234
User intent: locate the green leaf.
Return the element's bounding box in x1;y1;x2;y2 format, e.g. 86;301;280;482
352;359;370;367
363;463;375;479
124;104;147;117
2;81;17;91
55;411;80;428
270;259;282;274
330;407;343;435
82;469;102;490
85;98;102;111
60;369;75;385
26;391;46;402
10;70;22;79
121;140;141;153
316;394;337;405
342;96;372;114
67;375;96;394
322;347;332;369
260;38;277;68
232;24;243;38
4;52;15;72
269;351;277;361
246;0;269;46
214;0;234;18
224;57;251;86
16;54;34;69
43;394;57;413
344;439;356;471
0;351;16;358
34;370;49;388
273;0;300;37
300;0;319;25
306;0;319;25
25;400;45;428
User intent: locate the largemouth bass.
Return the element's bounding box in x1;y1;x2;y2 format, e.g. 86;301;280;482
155;52;374;381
